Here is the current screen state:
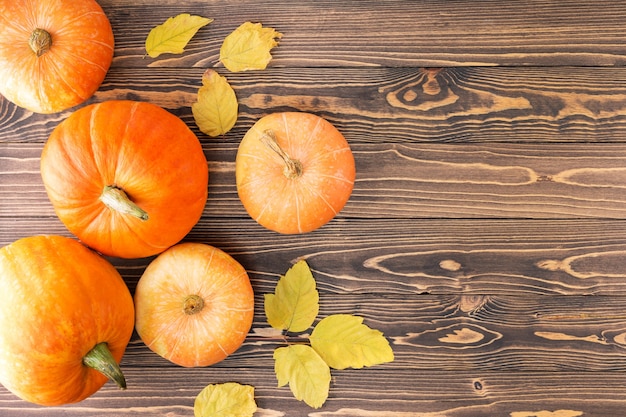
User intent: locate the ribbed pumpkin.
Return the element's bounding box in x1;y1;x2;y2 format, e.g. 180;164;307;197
0;0;114;113
40;100;209;259
0;235;134;406
236;112;355;234
134;243;254;367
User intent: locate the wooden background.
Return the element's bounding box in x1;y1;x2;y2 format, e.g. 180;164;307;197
3;0;626;415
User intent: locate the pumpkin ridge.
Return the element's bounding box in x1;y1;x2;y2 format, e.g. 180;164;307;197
41;55;89;103
299;113;325;155
252;176;290;224
312;171;355;186
47;236;101;345
55;47;110;74
51;11;111;38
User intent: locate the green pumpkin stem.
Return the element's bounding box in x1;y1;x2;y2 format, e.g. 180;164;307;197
83;342;127;390
29;28;52;57
100;185;149;221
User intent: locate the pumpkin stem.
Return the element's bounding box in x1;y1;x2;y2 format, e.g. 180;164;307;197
29;28;52;57
183;294;205;315
260;130;303;179
83;342;126;390
100;185;149;221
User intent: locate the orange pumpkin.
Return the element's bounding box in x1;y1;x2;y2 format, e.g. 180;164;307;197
0;235;135;406
134;243;254;368
40;100;209;259
0;0;114;114
236;112;355;234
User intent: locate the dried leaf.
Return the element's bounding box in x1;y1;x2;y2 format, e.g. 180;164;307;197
194;382;257;417
265;260;319;333
146;14;212;58
274;345;331;409
220;21;282;72
310;314;394;370
192;69;238;137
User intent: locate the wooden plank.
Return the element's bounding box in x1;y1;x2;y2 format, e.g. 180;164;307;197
4;142;626;219
5;66;626;144
116;293;626;372
3;367;626;415
4;1;626;415
97;0;626;67
2;217;626;296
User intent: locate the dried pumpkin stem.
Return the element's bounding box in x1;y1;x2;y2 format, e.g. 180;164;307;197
183;294;205;315
100;185;149;221
83;342;126;390
260;130;303;179
29;28;52;57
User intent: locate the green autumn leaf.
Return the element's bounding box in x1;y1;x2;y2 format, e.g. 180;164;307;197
194;382;257;417
310;314;394;370
146;14;213;58
220;21;282;72
274;344;331;409
264;260;319;333
192;69;238;137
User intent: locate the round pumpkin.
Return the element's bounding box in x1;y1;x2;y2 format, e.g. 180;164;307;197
236;112;356;234
134;243;254;368
40;100;209;259
0;0;114;114
0;235;135;406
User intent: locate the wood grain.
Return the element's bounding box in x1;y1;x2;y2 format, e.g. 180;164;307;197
4;142;626;219
98;0;626;68
3;0;626;415
5;66;626;144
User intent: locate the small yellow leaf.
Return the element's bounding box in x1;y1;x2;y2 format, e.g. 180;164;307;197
194;382;257;417
274;345;331;409
146;14;213;58
220;21;282;72
192;69;238;137
265;260;319;332
310;314;394;370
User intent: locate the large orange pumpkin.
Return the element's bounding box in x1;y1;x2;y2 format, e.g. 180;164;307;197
134;243;254;367
40;100;209;259
236;112;356;234
0;235;135;406
0;0;114;114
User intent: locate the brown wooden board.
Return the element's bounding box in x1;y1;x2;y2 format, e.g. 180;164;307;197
2;1;626;416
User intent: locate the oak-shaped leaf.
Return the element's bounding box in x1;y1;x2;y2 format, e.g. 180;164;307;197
192;69;238;137
220;21;282;72
146;14;213;58
274;344;331;409
310;314;394;370
265;260;319;333
194;382;257;417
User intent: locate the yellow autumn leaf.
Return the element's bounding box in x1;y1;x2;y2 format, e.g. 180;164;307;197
310;314;394;370
220;21;282;72
274;345;331;409
146;14;213;58
264;260;319;333
192;69;238;137
194;382;257;417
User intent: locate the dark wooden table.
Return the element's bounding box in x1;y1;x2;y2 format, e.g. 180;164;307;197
4;0;626;415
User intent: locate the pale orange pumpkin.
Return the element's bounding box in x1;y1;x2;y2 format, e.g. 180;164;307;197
236;112;356;234
134;243;254;367
40;100;209;259
0;0;114;114
0;235;135;406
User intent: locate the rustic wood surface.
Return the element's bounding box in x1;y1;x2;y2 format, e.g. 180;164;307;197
2;0;626;415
